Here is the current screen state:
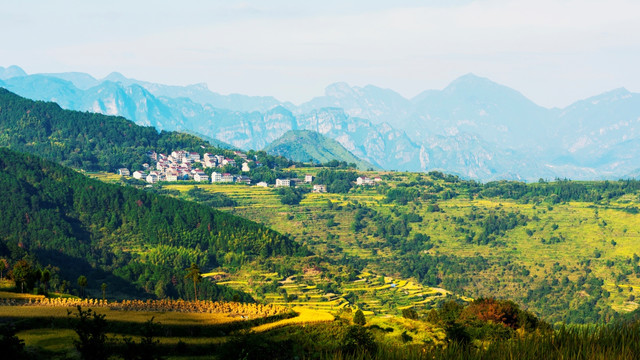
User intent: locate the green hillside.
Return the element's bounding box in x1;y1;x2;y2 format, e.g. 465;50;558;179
0;87;228;171
264;130;377;170
0;147;302;300
150;171;640;324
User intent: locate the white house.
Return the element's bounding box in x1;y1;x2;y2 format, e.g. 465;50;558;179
242;162;251;172
117;168;130;176
203;153;216;168
146;173;159;184
222;158;236;167
221;173;235;182
171;150;187;162
133;171;147;180
305;174;314;183
211;172;222;183
165;174;178;182
275;179;291;187
312;184;327;193
256;181;268;187
194;173;209;182
214;155;225;164
188;152;201;162
356;177;374;186
236;175;251;185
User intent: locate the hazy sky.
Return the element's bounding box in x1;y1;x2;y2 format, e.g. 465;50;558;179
2;0;639;107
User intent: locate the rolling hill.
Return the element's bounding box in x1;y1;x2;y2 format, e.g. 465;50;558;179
264;130;378;170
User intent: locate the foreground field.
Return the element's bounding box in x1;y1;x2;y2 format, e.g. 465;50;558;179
0;298;334;359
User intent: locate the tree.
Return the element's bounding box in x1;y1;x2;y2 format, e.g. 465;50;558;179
0;258;7;280
185;263;202;301
78;275;88;298
402;307;419;320
68;306;109;360
11;260;31;293
353;309;366;326
341;325;377;355
101;283;108;301
41;269;51;294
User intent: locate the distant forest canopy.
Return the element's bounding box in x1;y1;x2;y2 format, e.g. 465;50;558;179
384;171;640;205
0;147;305;300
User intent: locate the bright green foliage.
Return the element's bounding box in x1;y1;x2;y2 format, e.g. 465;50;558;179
314;169;358;193
277;187;306;205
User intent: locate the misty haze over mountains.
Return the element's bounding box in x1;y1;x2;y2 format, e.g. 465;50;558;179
2;65;640;182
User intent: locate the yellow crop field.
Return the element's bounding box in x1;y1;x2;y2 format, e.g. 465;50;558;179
252;307;334;332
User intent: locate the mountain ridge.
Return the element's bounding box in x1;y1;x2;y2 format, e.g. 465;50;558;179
3;65;640;181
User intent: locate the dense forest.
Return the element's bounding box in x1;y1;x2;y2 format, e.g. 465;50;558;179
0;147;305;300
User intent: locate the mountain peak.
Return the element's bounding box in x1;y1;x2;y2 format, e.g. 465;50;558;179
445;73;496;91
103;71;128;83
325;82;357;98
0;65;27;80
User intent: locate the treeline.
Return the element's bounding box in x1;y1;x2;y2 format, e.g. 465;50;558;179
480;178;640;203
314;169;359;193
0;147;305;299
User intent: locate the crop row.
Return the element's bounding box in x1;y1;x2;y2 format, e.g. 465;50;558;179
0;297;290;318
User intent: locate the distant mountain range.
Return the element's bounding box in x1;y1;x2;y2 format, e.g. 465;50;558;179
2;65;640;181
264;130;378;170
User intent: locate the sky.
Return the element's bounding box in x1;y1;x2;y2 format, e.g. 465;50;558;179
2;0;640;107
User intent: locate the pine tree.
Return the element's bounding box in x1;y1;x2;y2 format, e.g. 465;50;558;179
353;309;366;326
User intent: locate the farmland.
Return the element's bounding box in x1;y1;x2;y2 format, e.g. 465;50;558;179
0;295;333;359
93;170;640;324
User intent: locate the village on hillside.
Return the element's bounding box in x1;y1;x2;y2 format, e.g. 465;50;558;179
116;149;381;193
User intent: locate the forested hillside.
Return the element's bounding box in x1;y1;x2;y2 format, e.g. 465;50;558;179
0;147;303;300
0;87;224;171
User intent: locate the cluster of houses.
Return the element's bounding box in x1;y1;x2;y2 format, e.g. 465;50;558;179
116;150;381;192
116;150;252;185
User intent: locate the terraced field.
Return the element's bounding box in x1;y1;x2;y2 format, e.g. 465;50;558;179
90;171;640;322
